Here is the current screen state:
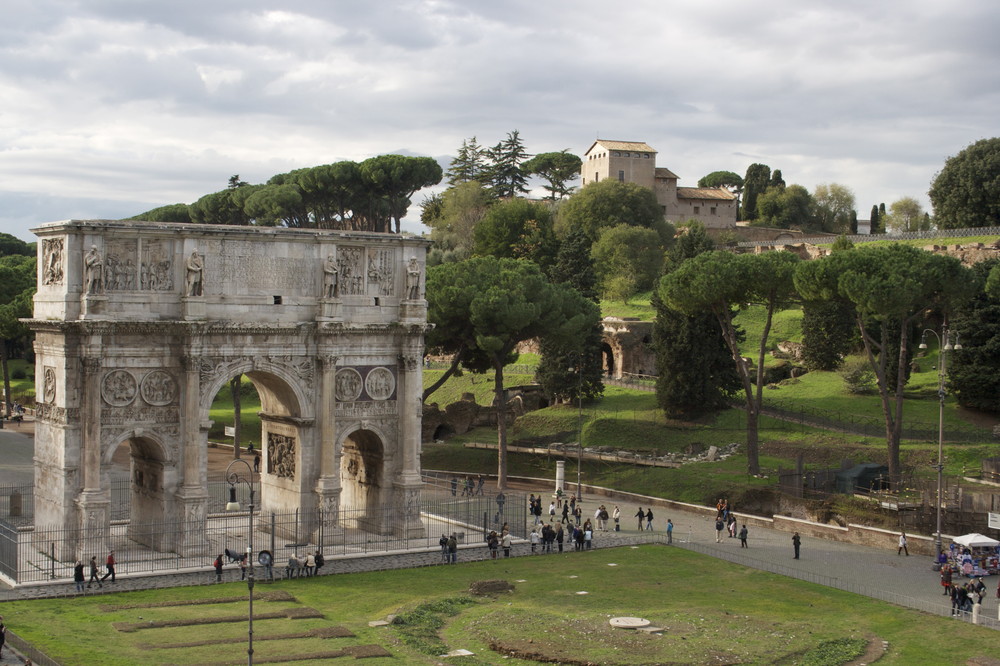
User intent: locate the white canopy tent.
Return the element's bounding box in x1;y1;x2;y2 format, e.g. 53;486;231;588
952;533;1000;549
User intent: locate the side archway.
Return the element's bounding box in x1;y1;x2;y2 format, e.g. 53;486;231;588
103;431;176;551
340;428;388;533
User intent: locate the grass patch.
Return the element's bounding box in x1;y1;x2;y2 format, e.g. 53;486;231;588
599;290;656;321
5;546;998;664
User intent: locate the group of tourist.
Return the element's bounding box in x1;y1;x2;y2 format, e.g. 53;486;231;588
284;551;325;578
449;475;485;497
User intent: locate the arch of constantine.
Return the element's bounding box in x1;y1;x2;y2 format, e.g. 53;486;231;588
29;220;429;559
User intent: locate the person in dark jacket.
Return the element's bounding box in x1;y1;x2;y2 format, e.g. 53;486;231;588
792;532;801;559
74;560;86;593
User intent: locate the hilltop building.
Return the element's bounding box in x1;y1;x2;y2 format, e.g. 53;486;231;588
580;140;738;228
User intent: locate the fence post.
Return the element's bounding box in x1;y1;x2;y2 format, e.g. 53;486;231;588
50;542;55;580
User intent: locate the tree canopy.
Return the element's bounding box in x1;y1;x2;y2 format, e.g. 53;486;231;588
472;198;558;270
0;254;36;414
929;137;1000;229
794;244;976;479
591;224;663;302
741;163;772;220
885;197;930;232
132;154;442;232
660;250;800;475
557;179;664;242
754;184;814;230
425;257;599;488
523;151;582;200
813;183;857;234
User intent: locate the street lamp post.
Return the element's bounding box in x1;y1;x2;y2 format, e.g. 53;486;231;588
919;326;961;555
576;363;583;502
226;458;256;666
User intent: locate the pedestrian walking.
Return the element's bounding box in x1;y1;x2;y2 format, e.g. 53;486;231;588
240;555;249;580
88;555;101;588
556;523;565;553
666;519;673;544
613;505;621;531
792;532;801;559
74;560;85;593
214;554;224;582
0;615;6;660
727;513;737;538
561;503;570;524
101;550;116;583
645;508;654;530
897;532;909;556
940;564;953;595
739;524;748;548
530;529;539;553
447;534;458;564
715;518;724;543
502;531;512;558
476;474;485;495
496;491;506;517
574;505;582;526
549;502;556;521
584;526;593;550
439;534;449;563
635;507;645;530
253;453;261;473
305;552;316;576
450;476;458;496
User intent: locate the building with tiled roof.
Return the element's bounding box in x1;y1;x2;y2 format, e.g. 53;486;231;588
581;140;737;228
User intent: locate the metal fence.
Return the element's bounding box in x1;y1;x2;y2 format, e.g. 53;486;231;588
738;225;1000;248
0;477;529;584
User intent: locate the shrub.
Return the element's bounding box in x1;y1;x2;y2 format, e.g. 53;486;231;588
840;358;876;394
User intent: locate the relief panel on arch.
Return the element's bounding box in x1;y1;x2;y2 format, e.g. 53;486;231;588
335;365;397;418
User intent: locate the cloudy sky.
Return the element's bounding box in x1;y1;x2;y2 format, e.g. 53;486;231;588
2;0;998;242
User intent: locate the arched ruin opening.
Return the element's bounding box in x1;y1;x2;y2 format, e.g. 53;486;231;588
341;429;386;533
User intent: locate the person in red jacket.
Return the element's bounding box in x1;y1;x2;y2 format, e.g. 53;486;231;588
100;550;116;583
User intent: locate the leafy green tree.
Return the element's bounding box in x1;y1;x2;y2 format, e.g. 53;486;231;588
472;198;558;270
741;163;771;220
653;223;740;418
591;225;663;302
486;130;530;199
929;137;1000;229
661;250;800;475
425;257;599;488
358;154;443;233
795;245;976;479
768;169;785;190
129;204;192;223
950;259;1000;413
755;184;814;230
523;151;582;200
557;179;663;241
423;181;492;263
536;228;604;404
698;171;744;190
447;137;488;186
813;183;857;234
0;255;36;414
885;197;930;232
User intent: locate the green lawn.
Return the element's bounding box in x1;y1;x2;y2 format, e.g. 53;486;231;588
3;546;996;665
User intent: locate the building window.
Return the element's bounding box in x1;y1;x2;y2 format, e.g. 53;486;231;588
644;154;650;158
614;152;620;157
693;206;700;215
710;207;716;215
623;152;630;157
618;170;625;182
582;177;586;185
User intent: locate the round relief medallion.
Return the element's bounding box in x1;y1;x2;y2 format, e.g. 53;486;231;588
43;367;57;404
364;366;395;400
101;370;138;406
140;370;177;406
334;368;363;402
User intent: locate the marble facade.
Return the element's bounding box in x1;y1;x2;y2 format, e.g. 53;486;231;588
29;220;429;558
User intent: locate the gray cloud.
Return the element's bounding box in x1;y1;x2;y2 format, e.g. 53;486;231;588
1;0;998;241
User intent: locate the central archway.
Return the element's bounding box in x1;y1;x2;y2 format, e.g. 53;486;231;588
340;429;386;532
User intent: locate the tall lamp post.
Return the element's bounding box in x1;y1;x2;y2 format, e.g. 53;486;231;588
226;457;256;666
919;326;961;555
567;358;584;501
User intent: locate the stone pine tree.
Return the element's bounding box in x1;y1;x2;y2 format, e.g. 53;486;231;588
661;250;800;475
0;254;35;417
425;257;599;489
795;245;976;480
800;237;858;371
536;228;604;404
523;151;583;200
652;224;740;418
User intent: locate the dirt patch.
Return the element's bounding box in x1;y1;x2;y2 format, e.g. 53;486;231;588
143;626;356;649
101;590;295;612
285;606;325;619
845;636;886;665
967;657;1000;666
114;610;291;632
469;579;515;596
344;644;393;658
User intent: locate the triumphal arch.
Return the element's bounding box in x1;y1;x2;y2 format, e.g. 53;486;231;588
29;220;429;558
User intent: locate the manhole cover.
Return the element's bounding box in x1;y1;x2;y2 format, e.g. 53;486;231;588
610;616;650;629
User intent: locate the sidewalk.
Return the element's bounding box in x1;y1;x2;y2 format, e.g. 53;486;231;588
510;479;1000;630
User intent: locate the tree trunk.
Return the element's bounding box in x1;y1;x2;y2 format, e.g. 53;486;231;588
231;374;242;459
856;315;901;481
493;358;508;491
422;346;465;402
715;308;760;476
1;342;10;418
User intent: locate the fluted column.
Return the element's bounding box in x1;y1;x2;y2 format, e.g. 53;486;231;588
314;354;343;543
174;354;209;555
